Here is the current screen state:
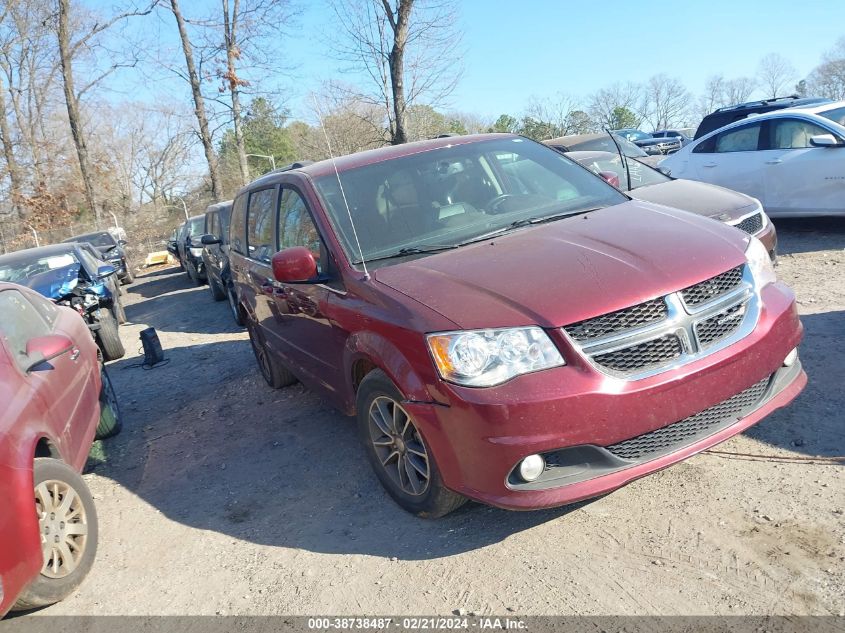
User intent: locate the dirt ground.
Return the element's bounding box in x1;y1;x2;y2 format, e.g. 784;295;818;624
28;218;845;616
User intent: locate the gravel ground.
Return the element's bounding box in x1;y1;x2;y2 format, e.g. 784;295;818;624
23;218;845;617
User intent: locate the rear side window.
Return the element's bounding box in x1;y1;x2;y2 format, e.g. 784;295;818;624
712;123;761;153
767;118;832;149
278;188;323;273
230;195;248;255
247;188;276;263
0;289;52;371
206;212;218;237
219;205;232;243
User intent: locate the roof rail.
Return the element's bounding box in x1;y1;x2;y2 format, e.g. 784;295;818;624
714;94;803;113
268;160;314;174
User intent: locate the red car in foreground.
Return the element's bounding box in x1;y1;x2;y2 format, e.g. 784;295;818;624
229;134;806;517
0;283;121;616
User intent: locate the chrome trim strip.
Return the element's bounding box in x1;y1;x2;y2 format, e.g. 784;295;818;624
563;265;760;381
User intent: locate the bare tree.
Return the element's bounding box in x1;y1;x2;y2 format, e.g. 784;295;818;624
524;93;580;136
724;77;757;105
642;74;691;130
757;53;797;99
169;0;223;201
55;0;157;223
329;0;463;145
807;37;845;100
588;82;644;129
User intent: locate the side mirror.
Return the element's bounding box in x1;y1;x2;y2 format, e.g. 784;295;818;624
97;264;117;278
25;334;74;372
200;234;221;246
598;170;621;188
118;239;128;246
272;246;318;283
809;134;841;147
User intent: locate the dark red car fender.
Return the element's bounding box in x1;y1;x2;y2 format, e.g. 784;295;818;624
343;330;434;415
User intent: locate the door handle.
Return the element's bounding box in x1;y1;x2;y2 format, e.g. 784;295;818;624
702;162;717;168
70;349;80;361
765;159;782;165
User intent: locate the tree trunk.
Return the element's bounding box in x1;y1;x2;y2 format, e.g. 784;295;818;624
170;0;223;201
222;0;249;185
57;0;99;223
0;74;23;219
386;0;413;145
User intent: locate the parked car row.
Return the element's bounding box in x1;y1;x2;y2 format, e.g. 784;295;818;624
176;133;805;519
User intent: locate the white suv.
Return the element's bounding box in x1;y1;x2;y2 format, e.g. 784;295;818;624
659;101;845;217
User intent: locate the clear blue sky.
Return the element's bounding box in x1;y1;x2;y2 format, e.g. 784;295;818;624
289;0;845;119
96;0;845;121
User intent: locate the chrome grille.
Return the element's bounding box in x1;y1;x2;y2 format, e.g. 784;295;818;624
695;302;746;348
564;298;667;342
732;212;764;235
681;266;743;307
562;265;756;380
606;375;771;461
593;334;682;374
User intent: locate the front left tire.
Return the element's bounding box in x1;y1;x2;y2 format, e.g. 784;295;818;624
12;458;99;611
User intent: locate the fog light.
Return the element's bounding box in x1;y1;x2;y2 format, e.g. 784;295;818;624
518;454;546;482
783;348;798;367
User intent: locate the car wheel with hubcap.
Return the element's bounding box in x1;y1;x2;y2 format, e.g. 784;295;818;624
356;370;466;518
95;365;122;439
12;458;99;611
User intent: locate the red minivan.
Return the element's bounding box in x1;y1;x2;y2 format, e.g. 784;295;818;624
0;283;121;616
229;134;805;518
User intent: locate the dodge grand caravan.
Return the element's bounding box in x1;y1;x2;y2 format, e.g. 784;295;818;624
229;134;805;518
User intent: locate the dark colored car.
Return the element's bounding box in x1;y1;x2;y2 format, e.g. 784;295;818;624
694;95;831;139
199;201;242;324
544;132;649;158
177;215;208;285
0;282;122;616
613;128;682;155
0;244;126;361
567;150;777;259
651;129;694;147
166;225;182;266
62;230;133;285
230;133;805;518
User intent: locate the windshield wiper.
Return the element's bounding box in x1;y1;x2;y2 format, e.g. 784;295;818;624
355;244;459;264
456;207;605;246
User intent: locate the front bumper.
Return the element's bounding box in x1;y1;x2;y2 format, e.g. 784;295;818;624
404;281;804;510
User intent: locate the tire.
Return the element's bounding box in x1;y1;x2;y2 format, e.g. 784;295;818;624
120;268;134;285
95;309;125;361
227;285;245;327
186;261;198;284
12;458;99;611
356;370;466;518
95;365;123;439
246;318;296;389
113;298;126;325
208;275;226;301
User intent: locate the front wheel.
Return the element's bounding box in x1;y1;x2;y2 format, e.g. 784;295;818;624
120;268;134;285
227;285;244;327
12;458;99;611
95;309;125;361
208;275;226;301
356;370;466;518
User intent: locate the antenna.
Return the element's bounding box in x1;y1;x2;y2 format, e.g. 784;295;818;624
311;95;370;280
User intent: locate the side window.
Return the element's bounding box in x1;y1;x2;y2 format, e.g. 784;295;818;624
0;290;52;371
768;118;831;150
692;135;716;153
714;123;761;153
278;188;323;273
247;188;276;263
230;194;248;255
206;213;216;237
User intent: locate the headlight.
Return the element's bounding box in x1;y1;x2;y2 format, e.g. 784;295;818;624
745;236;776;288
189;247;203;257
427;326;564;387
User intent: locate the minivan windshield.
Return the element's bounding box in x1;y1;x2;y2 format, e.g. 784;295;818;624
313;137;627;265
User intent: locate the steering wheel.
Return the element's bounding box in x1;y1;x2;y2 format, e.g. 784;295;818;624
487;194;516;214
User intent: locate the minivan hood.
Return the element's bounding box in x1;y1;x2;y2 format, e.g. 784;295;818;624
373;201;749;330
632;179;757;221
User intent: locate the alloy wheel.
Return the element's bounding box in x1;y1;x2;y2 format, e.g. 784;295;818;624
35;480;89;579
367;396;430;496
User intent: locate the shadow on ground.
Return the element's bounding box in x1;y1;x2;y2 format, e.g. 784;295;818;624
772;217;845;256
